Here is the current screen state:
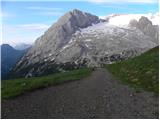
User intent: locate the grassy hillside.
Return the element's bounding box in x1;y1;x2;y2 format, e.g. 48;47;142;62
106;47;159;95
2;68;92;99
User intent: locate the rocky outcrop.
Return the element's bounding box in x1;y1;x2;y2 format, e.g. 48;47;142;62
129;17;159;44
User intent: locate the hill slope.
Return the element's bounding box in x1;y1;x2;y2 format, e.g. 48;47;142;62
2;68;92;99
106;46;159;95
1;44;28;79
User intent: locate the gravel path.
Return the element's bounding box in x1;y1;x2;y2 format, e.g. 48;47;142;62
1;68;159;119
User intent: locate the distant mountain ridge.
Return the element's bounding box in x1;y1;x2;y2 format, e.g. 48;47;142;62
1;44;28;79
10;9;158;78
14;43;32;50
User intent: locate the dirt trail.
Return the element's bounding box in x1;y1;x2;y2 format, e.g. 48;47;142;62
1;68;159;119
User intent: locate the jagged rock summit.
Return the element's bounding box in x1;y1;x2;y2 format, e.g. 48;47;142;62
11;9;158;78
129;16;159;44
12;9;101;77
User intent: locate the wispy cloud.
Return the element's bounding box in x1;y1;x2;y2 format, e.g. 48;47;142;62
2;0;158;3
27;6;63;11
17;23;50;30
27;6;64;16
2;23;50;45
0;12;14;19
87;0;158;3
38;11;63;16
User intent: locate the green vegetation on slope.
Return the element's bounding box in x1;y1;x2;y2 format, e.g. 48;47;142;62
2;68;92;99
106;47;159;95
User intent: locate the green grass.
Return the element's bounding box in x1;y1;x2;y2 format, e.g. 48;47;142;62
2;68;92;99
106;47;159;95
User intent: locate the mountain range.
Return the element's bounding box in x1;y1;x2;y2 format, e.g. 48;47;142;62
1;44;28;79
9;9;159;78
14;43;32;50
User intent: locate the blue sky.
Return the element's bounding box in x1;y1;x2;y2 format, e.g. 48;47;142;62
1;0;159;46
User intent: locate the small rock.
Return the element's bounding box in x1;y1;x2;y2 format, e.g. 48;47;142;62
103;95;107;98
129;93;135;97
131;78;138;82
21;82;26;86
90;114;96;118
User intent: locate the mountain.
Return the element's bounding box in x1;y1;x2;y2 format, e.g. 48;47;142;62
14;43;32;50
11;9;158;78
1;44;28;79
105;13;160;27
129;16;159;44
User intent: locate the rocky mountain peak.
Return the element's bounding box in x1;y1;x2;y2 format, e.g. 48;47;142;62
10;10;158;78
129;16;153;28
54;9;100;30
70;9;84;15
33;9;101;51
139;16;152;26
11;9;102;77
129;16;159;44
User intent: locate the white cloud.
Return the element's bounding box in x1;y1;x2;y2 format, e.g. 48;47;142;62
102;13;160;27
0;13;3;18
27;6;64;16
2;0;158;3
87;0;158;3
27;6;63;11
38;11;63;16
2;23;50;46
17;24;50;30
0;12;14;19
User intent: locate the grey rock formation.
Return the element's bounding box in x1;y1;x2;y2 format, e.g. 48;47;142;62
11;10;158;78
129;16;159;44
18;9;100;66
11;9;101;77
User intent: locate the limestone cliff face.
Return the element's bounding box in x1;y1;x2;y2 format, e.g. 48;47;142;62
11;10;158;78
